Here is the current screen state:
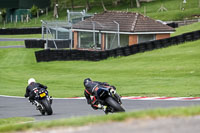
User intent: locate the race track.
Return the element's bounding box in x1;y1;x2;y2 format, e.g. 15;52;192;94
0;96;200;121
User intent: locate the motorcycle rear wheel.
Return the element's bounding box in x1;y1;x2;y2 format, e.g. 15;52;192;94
105;97;125;112
41;99;53;115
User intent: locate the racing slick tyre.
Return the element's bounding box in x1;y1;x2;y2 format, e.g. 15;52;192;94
105;97;125;112
41;98;53;115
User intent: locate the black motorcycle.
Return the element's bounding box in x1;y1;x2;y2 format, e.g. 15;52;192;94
96;86;125;114
32;88;53;115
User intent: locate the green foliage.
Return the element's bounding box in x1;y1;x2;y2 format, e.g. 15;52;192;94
30;5;39;17
0;8;6;17
1;0;200;28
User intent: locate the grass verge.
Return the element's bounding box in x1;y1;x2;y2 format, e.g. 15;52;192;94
172;22;200;36
1;106;200;133
0;117;34;132
0;41;24;46
0;39;200;98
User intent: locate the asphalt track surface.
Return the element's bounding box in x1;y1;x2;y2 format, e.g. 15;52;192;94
1;96;200;121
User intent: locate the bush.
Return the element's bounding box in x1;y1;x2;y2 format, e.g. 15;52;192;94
30;5;39;17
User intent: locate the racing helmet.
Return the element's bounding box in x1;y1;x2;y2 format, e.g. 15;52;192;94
83;78;91;86
28;78;36;85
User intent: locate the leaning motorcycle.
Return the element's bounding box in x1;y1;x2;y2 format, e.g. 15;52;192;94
32;88;53;115
96;86;125;114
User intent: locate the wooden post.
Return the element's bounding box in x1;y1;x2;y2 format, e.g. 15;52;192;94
37;11;39;19
144;6;146;16
21;15;23;23
46;8;48;16
26;14;29;23
15;15;17;23
3;21;5;28
10;15;12;23
199;0;200;8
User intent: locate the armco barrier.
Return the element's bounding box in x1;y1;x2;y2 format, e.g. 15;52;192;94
0;27;41;35
35;30;200;62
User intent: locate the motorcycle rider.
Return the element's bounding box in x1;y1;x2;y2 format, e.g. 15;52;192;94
25;78;52;107
83;78;121;113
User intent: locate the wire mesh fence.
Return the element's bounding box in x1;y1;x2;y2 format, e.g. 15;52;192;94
40;10;93;49
41;20;72;49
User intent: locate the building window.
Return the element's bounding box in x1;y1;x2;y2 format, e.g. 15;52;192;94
105;33;129;50
120;34;129;47
138;34;155;43
78;32;101;49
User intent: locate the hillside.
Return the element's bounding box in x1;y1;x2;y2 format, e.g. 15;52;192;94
1;0;200;28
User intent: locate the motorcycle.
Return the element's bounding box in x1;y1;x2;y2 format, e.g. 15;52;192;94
32;88;53;115
96;86;125;114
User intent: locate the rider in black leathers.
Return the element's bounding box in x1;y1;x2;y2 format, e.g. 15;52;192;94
24;78;48;102
83;78;120;111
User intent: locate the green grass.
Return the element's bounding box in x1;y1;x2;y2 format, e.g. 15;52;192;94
0;34;42;39
0;41;24;46
0;39;200;98
1;106;200;133
172;22;200;36
0;117;34;132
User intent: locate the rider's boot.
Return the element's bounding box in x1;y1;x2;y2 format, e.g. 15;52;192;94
34;101;41;110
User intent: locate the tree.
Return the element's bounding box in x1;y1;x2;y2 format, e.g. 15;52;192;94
101;0;107;11
130;0;134;8
85;0;91;11
30;5;39;17
0;8;6;22
71;0;74;10
136;0;141;8
113;0;121;6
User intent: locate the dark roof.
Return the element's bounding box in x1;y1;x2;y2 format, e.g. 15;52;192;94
73;11;175;33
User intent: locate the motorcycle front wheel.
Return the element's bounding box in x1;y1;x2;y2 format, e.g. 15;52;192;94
105;97;125;112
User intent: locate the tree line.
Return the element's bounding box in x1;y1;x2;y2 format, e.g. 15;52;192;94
53;0;141;11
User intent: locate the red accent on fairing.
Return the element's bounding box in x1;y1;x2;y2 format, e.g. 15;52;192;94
85;89;92;95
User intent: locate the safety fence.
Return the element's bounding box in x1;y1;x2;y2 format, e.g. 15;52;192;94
0;27;41;35
35;30;200;62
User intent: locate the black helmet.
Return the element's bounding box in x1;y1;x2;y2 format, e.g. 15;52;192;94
83;78;91;86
